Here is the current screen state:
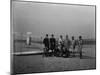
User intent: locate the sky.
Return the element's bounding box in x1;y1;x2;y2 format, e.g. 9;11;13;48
12;1;95;39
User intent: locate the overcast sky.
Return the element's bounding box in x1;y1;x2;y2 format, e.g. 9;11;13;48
12;1;95;39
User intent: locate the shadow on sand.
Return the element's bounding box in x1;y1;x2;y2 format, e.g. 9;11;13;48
62;55;95;59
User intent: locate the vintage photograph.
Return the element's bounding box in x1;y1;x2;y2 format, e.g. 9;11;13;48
11;0;96;74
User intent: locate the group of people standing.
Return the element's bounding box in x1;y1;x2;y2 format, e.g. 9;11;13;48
43;34;83;58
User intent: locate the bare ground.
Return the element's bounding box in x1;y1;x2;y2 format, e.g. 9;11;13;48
13;45;96;74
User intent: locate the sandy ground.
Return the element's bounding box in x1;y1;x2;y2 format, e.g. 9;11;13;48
12;45;96;74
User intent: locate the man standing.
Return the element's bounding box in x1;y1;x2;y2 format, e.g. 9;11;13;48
78;36;83;59
50;34;56;56
43;34;50;56
26;32;32;46
63;35;71;57
71;36;76;57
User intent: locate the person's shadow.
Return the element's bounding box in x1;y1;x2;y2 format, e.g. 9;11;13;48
63;55;95;59
80;55;96;59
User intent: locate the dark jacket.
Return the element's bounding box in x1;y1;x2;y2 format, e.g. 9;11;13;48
43;37;49;48
50;37;56;49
